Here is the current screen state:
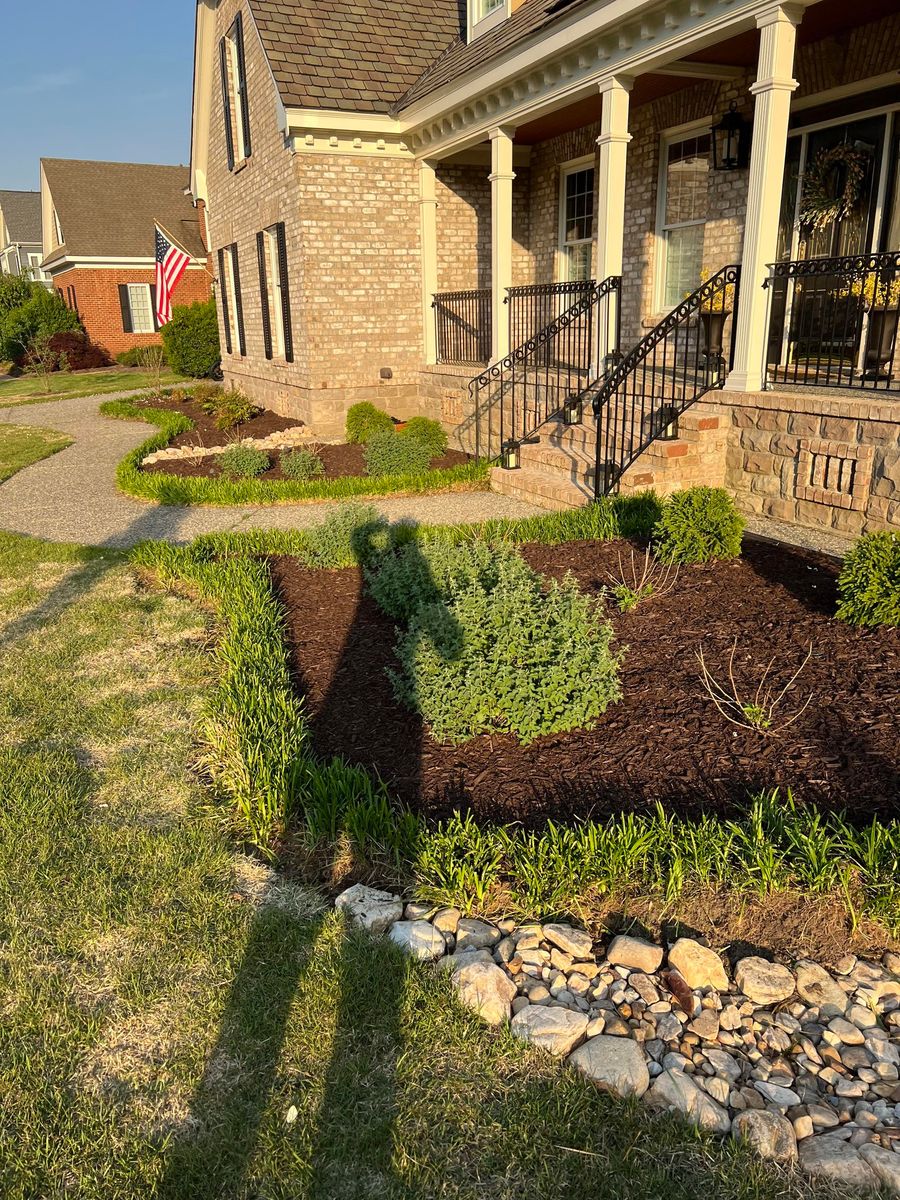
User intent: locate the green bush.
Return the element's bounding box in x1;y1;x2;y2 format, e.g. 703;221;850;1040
280;447;325;481
190;381;222;407
200;386;261;430
368;537;509;623
218;443;270;479
0;286;81;362
160;298;219;377
364;430;432;477
0;273;38;320
116;345;168;367
345;401;394;444
836;531;900;628
401;416;447;458
386;544;623;744
652;486;744;564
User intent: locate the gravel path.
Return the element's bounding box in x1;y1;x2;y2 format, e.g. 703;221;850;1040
0;392;542;548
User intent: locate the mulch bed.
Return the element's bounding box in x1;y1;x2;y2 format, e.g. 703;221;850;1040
137;394;468;481
271;537;900;826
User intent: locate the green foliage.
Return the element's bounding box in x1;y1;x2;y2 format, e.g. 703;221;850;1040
200;385;261;430
160;297;220;377
364;429;432;477
652;486;745;564
219;443;270;479
280;447;325;481
116;344;168;367
368;537;508;623
345;401;395;444
611;582;654;612
0;285;81;361
0;272;37;319
401;416;447;458
836;531;900;628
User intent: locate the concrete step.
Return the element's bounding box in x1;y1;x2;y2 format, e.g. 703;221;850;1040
490;464;592;511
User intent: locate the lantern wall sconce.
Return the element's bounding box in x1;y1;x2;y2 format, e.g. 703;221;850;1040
563;394;583;425
711;102;750;171
654;405;680;441
500;440;520;470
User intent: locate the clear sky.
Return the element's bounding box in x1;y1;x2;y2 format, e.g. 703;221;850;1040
2;0;196;191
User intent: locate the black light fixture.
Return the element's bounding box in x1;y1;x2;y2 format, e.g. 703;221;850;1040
711;102;749;171
654;405;679;441
563;394;583;425
500;440;520;470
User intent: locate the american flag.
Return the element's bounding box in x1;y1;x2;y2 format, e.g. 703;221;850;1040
154;225;190;326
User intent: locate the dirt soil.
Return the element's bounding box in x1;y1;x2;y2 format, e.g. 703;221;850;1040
137;395;469;481
271;537;900;826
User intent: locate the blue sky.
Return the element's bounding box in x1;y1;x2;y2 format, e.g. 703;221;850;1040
3;0;196;191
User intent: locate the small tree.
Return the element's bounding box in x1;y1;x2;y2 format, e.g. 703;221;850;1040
136;344;166;396
22;332;70;395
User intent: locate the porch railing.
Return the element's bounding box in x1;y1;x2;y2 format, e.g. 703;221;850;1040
506;280;597;353
764;251;900;392
433;288;491;365
589;265;740;498
466;276;621;460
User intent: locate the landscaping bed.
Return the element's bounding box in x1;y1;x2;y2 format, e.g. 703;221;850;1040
272;536;899;824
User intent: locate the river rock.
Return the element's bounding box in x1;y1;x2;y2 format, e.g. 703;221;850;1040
668;938;729;991
334;883;402;934
647;1068;731;1133
735;957;795;1005
436;948;494;972
567;1035;650;1098
389;920;445;961
455;918;501;951
860;1142;900;1192
732;1110;798;1164
607;935;663;973
754;1080;800;1109
794;960;848;1017
543;922;593;959
451;960;516;1025
799;1135;879;1189
511;1005;589;1056
432;907;461;935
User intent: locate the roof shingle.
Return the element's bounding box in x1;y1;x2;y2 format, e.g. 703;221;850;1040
0;190;42;245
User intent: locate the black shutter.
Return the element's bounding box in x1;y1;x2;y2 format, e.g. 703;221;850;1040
275;222;293;363
257;231;272;360
118;284;133;333
219;37;235;172
231;242;246;357
217;248;232;354
150;284;160;331
234;11;252;159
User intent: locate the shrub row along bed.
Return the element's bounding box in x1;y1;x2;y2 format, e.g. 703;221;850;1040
133;497;900;942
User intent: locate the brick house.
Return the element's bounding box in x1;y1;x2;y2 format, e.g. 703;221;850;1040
39;159;211;357
0;190;50;286
189;0;900;536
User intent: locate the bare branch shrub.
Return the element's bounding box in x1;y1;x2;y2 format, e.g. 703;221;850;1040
607;547;680;611
696;639;814;735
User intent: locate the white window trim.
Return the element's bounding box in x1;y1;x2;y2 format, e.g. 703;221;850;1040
225;246;241;354
263;225;286;359
557;154;596;283
653;119;713;314
468;0;506;43
127;283;155;334
225;28;248;162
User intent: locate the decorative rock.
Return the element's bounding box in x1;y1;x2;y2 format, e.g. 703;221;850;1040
668;938;729;991
703;1076;731;1105
451;960;517;1025
334;884;402;935
704;1048;742;1081
754;1080;801;1109
688;1010;720;1041
793;1114;814;1140
404;902;436;921
567;1035;650;1098
389;920;445;961
606;935;663;973
799;1135;879;1189
828;1016;865;1045
883;951;900;979
543;922;593;959
455;918;501;952
511;1005;589;1057
732;1110;798;1164
735;957;795;1006
647;1068;731;1133
655;1013;682;1043
432;907;460;935
436;948;494;973
795;961;849;1017
806;1103;841;1129
860;1143;900;1192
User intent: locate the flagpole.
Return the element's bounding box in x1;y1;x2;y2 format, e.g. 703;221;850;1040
154;219;216;281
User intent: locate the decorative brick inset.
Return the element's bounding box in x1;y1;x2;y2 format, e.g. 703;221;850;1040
794;438;874;512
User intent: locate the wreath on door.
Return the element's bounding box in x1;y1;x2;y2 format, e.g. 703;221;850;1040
799;143;868;231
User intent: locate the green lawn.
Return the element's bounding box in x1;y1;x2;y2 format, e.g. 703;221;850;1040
0;423;71;481
0;367;187;406
0;532;844;1200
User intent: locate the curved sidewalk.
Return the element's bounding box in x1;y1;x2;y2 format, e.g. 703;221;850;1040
0;393;541;548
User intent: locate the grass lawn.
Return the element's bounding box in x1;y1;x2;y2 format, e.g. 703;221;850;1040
0;367;187;406
0;531;847;1200
0;423;71;481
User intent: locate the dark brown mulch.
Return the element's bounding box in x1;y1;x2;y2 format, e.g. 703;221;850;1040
137;393;302;446
271;538;900;826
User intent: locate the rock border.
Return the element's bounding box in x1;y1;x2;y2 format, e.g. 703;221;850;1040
142;426;316;465
335;885;900;1194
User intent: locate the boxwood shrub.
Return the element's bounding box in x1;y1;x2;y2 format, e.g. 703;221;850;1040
364;429;432;477
401;416;447;458
345;401;394;444
653;486;744;564
836;531;900;628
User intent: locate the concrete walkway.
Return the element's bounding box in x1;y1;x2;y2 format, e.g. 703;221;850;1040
0;392;542;548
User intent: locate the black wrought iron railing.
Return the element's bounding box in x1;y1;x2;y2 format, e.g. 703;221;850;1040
465;276;621;460
433;288;491;364
589;265;740;499
765;251;900;391
506;280;597;353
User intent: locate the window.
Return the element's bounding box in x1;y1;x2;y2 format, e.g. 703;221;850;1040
118;283;156;334
220;12;251;171
217;244;246;356
658;132;711;307
53;208;64;248
475;0;503;18
469;0;505;40
559;161;595;282
256;223;293;362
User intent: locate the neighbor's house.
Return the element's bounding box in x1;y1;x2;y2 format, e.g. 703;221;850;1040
0;190;50;286
189;0;900;536
39;159;211;357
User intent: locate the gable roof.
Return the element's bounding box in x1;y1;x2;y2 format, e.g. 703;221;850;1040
248;0;464;113
0;190;42;245
40;159;206;266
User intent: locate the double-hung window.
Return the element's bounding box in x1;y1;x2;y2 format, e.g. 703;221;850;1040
559;160;595;282
220;11;252;171
118;283;156;334
256;223;293;362
658;132;711;307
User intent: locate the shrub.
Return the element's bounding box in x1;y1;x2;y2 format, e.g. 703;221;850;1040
401;416;447;458
190;381;222;407
117;345;168;367
652;486;744;564
345;401;394;444
218;443;270;479
45;331;110;370
200;386;261;430
368;537;510;623
836;531;900;628
364;430;432;477
386;543;623;744
160;297;219;377
280;447;325;481
0;286;81;362
0;274;38;319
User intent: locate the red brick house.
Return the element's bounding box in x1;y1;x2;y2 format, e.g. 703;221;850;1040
39;159;211;357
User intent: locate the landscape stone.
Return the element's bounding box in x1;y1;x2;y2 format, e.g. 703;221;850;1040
799;1135;879;1189
567;1035;650;1098
795;961;849;1017
704;1048;741;1081
389;920;445;961
606;935;663;973
647;1068;731;1133
828;1016;865;1045
431;907;460;935
668;938;729;991
735;957;795;1006
860;1143;900;1192
732;1110;798;1163
655;1013;682;1042
451;960;517;1025
754;1080;801;1109
455;918;501;952
543;922;593;959
436;949;494;973
689;1010;720;1041
334;884;402;935
511;1005;589;1056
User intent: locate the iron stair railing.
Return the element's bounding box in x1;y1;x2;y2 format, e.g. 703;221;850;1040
467;275;622;460
588;265;741;498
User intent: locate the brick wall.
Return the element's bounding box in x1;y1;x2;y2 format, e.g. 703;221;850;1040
434;162;532;292
52;265;210;357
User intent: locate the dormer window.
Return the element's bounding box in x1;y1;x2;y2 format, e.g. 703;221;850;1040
219;11;252;171
53;208;63;247
469;0;507;40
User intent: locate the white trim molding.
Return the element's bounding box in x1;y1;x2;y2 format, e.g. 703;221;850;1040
285;109;413;157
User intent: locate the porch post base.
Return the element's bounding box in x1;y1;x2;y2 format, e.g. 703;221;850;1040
723;369;765;394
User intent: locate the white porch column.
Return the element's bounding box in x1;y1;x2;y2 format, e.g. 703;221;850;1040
725;4;802;392
418;159;439;365
595;76;632;281
489;125;516;362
